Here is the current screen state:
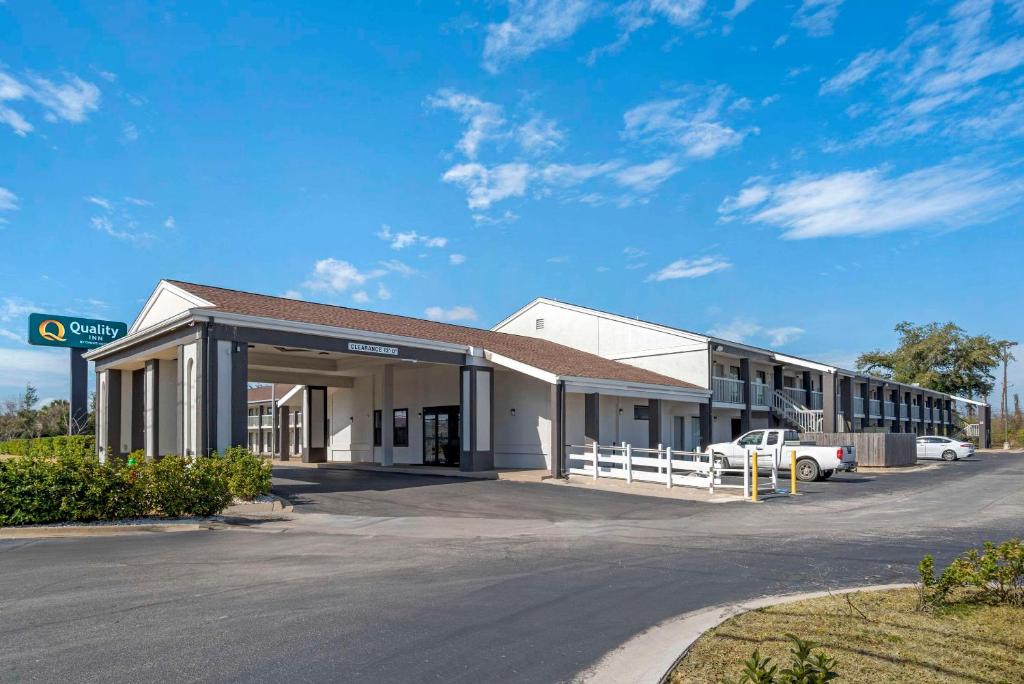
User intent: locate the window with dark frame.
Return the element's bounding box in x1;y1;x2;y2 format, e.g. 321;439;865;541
373;410;382;447
633;404;650;421
393;408;409;447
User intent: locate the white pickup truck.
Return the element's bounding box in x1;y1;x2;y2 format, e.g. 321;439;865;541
706;429;857;481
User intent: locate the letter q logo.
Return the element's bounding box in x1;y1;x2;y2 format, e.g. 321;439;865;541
39;319;66;342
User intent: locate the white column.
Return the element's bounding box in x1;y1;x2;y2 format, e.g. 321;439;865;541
381;365;394;466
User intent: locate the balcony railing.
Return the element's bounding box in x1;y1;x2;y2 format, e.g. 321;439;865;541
712;376;744;404
752;382;771;407
883;401;895;418
261;415;273;427
781;387;807;406
853;397;865;417
809;391;823;410
910;405;920;421
247;416;260;428
868;399;881;417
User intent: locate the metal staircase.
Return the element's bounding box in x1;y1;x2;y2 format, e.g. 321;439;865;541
771;389;823;433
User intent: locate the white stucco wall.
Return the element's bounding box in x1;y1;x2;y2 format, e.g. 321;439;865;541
134;287;195;332
119;369;133;454
158;359;178;456
493;369;551;469
494;300;711;388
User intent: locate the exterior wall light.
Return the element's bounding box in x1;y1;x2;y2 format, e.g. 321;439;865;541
510;408;516;416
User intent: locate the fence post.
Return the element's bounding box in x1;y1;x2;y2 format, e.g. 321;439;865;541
790;449;797;495
743;449;750;500
751;450;759;502
625;442;632;484
771;450;778;492
592;441;599;480
664;445;672;489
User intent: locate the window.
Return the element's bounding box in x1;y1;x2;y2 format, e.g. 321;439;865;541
633;404;650;420
393;409;409;447
535;318;545;330
729;365;741;379
766;431;779;446
738;431;764;447
755;370;767;384
373;410;382;447
784;430;799;442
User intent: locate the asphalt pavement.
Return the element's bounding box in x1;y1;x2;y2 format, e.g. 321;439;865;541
1;452;1021;683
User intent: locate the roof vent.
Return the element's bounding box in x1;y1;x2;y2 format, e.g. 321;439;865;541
535;318;545;331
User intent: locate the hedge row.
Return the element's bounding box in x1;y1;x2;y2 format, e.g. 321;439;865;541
0;447;272;526
0;435;94;459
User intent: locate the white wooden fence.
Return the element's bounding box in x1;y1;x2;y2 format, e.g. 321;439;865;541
566;442;780;499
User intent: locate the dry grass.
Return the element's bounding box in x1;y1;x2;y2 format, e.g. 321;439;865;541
670;588;1024;683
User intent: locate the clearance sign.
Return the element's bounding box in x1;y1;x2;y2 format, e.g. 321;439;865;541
28;313;128;350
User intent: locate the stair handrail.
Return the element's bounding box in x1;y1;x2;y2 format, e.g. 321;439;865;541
772;389;824;433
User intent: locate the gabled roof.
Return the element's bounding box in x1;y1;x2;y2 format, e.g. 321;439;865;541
247;384;295;403
166;281;704;392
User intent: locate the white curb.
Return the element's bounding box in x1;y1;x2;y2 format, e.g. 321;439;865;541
574;582;915;684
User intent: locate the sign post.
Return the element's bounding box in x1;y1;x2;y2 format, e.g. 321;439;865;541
27;313;128;435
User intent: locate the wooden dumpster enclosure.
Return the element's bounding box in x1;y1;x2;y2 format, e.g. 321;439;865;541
804;432;917;467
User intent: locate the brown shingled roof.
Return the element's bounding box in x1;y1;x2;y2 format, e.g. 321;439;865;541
168;280;703;391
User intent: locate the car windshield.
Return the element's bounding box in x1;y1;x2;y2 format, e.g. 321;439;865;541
738;431;764;446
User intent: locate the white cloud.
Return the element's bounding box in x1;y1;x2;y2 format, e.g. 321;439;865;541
442;162;531;209
723;0;754;20
472;209;520;225
483;0;593;73
707;319;804;347
304;259;383;293
0;187;17;213
91;215;155;244
820;1;1024;147
378;259;416;276
1;297;37;322
624;246;648;259
516;114;565;154
765;326;805;346
29;74;101;123
622;86;756;159
719;161;1024;239
427;89;506;159
612;157;680;192
0;328;23;344
282;290;304;300
163;216;176;229
86;195;162;245
819;49;887;94
0;105;32;136
0;347;66;386
121;122;138;142
449;253;466;265
546;255;570;263
647;255;732;281
376;283;392;300
424;305;478;322
708;318;762;343
351;291;370;304
377;224;448;250
792;0;845;37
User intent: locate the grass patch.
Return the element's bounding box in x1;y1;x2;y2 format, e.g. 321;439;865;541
669;588;1024;683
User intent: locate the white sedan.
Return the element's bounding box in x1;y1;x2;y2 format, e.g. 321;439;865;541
916;436;975;461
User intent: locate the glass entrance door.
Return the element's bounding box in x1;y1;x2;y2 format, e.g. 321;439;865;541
423;406;460;467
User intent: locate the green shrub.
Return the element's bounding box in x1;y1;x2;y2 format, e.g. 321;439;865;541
918;539;1024;608
0;435;95;459
0;452;237;526
215;447;272;500
147;456;232;518
722;634;838;684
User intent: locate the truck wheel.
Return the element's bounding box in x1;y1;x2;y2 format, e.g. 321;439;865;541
941;450;957;461
796;458;820;482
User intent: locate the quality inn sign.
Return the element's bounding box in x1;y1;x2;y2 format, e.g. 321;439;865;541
28;313;128;350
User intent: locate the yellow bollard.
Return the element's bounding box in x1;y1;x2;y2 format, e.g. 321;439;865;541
790;450;797;496
751;450;759;502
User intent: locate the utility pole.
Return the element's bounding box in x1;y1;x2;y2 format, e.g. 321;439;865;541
999;341;1018;450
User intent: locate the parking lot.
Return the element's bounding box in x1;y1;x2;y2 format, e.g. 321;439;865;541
1;452;1021;683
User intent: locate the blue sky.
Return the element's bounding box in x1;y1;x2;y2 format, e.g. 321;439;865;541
1;0;1022;405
